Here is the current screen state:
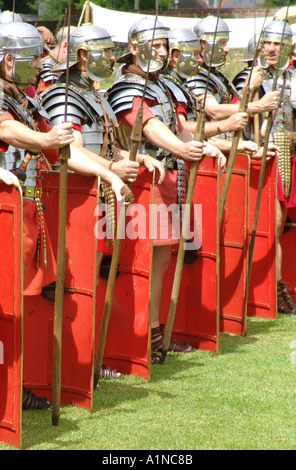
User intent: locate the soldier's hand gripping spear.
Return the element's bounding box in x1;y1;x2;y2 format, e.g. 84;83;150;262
246;2;291;298
52;1;72;427
93;4;160;389
218;1;273;230
161;2;223;364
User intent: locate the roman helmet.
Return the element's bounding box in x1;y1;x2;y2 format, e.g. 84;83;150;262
289;22;296;59
0;10;23;24
56;24;115;81
259;20;293;70
168;28;200;78
117;17;169;73
0;21;43;85
193;16;230;67
241;32;260;63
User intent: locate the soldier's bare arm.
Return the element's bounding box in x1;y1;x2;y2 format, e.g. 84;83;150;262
0;120;74;151
143;118;204;162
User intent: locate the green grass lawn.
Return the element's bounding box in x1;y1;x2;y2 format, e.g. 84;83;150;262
2;314;296;450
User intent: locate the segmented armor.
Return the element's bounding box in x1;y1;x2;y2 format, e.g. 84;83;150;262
161;67;197;122
108;72;189;206
186;66;239;139
187;66;239;105
40;81;117;158
40;72;119;241
38;57;59;87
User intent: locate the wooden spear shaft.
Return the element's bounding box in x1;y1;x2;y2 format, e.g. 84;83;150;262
218;89;250;230
52;1;72;427
93;1;160;389
217;0;273;231
161;0;224;362
93;107;142;389
161;112;205;363
52;145;70;427
246;109;274;297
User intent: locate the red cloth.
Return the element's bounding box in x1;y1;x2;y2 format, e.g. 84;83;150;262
23;200;56;295
25;86;37;99
0;108;58;295
71;119;108;253
117;96;180;247
117;96;184;133
277;155;296;208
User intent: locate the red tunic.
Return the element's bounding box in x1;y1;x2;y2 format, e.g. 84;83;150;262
0;108;59;295
72;119;109;253
117;96;185;246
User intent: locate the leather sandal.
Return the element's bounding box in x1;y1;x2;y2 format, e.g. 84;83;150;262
100;365;122;380
22;387;51;410
277;279;296;315
151;353;162;365
151;325;194;353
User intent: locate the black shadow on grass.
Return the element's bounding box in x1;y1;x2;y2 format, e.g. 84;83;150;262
219;316;279;355
22;406;80;450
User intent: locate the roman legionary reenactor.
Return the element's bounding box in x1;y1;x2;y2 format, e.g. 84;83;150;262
36;26;77;94
40;24;163;262
238;20;296;314
0;20;134;405
107;17;223;362
0;20;73;410
162;27;262;159
187;16;281;138
40;23;166;377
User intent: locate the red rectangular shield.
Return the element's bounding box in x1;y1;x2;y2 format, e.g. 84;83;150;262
160;157;219;353
96;169;152;380
23;173;99;410
219;155;249;336
281;206;296;304
0;186;23;449
247;159;277;318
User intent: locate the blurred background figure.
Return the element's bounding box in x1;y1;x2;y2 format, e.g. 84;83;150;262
36;25;76;93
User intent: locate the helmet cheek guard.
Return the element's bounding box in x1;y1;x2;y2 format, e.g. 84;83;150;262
168;29;200;78
137;40;166;73
194;16;230;67
127;18;170;73
203;39;228;68
176;50;199;78
86;49;114;81
12;58;38;85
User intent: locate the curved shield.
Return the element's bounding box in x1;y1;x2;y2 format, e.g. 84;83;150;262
219;155;249;336
160;157;219;353
23;173;99;410
0;186;23;449
247;158;277;318
95;169;153;380
279;206;296;306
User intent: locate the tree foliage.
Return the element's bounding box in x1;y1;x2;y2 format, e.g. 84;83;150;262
0;0;172;20
40;0;172;21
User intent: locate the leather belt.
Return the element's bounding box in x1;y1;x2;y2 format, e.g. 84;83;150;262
22;186;43;199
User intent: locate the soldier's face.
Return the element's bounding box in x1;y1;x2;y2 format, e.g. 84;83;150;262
194;49;203;65
104;47;115;62
149;38;168;63
262;41;281;66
